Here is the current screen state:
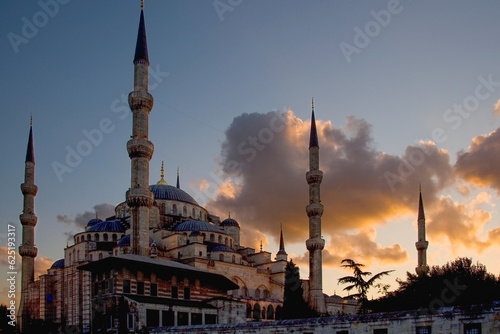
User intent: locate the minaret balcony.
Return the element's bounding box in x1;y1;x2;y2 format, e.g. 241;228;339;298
20;183;38;196
19;244;38;258
306;170;323;184
306;237;325;251
126;188;154;208
306;203;324;217
129;91;154;112
127;139;154;159
415;240;428;250
19;213;37;226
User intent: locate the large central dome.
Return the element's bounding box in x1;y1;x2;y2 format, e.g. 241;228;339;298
149;184;199;205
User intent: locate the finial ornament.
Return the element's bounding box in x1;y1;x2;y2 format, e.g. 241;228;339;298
30;114;33;126
228;211;231;219
141;0;144;10
260;240;263;252
312;98;314;111
157;161;168;185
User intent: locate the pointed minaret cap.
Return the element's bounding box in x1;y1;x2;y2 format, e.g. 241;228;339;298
277;223;287;255
309;99;319;148
26;116;35;163
157;161;168;185
418;184;425;220
176;167;180;188
134;6;149;64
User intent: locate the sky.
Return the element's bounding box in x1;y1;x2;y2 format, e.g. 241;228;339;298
2;0;500;306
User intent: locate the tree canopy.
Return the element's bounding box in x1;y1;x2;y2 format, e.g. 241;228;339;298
368;257;500;313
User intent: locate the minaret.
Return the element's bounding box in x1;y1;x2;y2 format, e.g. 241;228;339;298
18;118;38;330
176;167;180;189
415;186;429;276
305;99;326;314
276;223;287;261
126;4;155;257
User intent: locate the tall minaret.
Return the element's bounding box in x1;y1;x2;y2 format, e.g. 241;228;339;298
126;3;155;257
305;100;326;314
415;186;429;276
18;118;38;330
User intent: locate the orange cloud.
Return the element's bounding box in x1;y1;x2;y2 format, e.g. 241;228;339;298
494;98;500;115
456;128;500;193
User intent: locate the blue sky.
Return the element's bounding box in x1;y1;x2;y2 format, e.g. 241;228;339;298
2;0;500;304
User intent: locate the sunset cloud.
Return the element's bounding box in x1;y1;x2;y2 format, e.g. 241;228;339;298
494;98;500;115
456;128;500;193
57;202;116;230
205;110;457;265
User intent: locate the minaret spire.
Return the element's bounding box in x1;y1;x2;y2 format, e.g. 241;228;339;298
276;223;287;261
157;161;167;185
127;5;154;256
18;119;39;331
305;101;326;314
176;167;180;189
416;186;429;276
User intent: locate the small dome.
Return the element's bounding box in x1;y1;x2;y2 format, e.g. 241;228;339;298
116;234;154;247
209;244;235;253
87;218;103;227
220;217;239;228
87;220;125;233
174;220;220;232
149;184;199;205
50;259;65;269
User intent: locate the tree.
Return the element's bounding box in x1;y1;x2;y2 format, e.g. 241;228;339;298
337;259;393;311
280;259;318;319
369;257;500;313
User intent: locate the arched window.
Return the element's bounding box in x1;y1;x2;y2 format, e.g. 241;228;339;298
261;306;266;320
103;234;108;242
246;304;252;319
89;254;93;261
183;206;187;216
263;289;269;299
99;253;103;260
161;203;166;214
94;233;99;241
112;234;117;242
225;237;228;246
255;289;260;299
232;255;236;263
76;250;80;261
230;239;233;248
219;254;224;261
267;305;274;320
87;234;91;241
253;304;260;321
210;234;214;242
218;235;222;243
172;204;177;215
192;208;195;217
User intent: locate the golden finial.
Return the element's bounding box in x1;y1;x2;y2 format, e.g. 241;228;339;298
312;98;315;111
141;0;144;10
228;211;231;219
95;212;98;219
260;240;263;252
30;114;33;127
157;161;168;185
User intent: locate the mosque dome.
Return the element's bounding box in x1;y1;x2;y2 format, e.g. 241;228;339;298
220;217;239;228
173;220;220;233
117;234;155;247
209;244;235;252
87;220;125;233
87;218;103;227
149;184;199;206
50;259;65;269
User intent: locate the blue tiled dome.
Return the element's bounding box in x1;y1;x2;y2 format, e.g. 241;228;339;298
220;218;239;228
209;244;235;252
149;184;199;205
87;220;125;233
50;259;65;269
174;220;220;232
117;234;155;247
87;218;103;227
